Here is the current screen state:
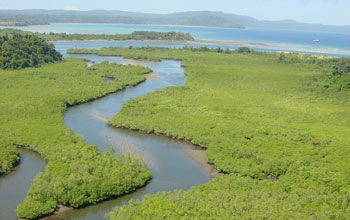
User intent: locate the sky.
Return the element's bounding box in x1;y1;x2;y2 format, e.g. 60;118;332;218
0;0;349;26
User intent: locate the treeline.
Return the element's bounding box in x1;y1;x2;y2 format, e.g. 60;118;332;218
0;14;50;26
0;34;62;70
182;45;253;54
0;28;194;41
68;46;254;58
0;21;39;26
39;31;194;41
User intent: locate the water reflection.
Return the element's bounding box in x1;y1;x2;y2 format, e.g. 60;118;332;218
58;55;210;219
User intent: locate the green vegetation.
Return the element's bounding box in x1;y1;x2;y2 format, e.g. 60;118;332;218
0;33;62;70
0;28;194;41
316;58;350;91
69;47;350;219
0;141;19;175
0;21;36;26
0;57;152;219
278;53;350;91
39;31;194;41
0;14;49;26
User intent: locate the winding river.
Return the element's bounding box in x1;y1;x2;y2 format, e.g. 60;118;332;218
0;44;211;220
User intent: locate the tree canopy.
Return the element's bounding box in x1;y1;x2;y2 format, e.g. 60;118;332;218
0;34;62;70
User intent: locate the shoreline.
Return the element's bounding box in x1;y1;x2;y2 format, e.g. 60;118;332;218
58;39;350;56
37;57;215;220
50;39;268;47
183;149;220;177
49;39;192;43
124;59;160;80
11;59;151;220
120;58;220;177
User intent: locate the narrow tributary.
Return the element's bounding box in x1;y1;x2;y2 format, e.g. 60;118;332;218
0;52;212;220
55;54;211;219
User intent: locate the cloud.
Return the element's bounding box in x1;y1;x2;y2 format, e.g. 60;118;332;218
63;5;80;11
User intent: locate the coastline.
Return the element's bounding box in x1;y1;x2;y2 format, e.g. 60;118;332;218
50;39;268;47
56;38;350;56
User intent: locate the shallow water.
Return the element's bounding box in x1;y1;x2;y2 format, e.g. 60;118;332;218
56;55;211;219
7;23;350;56
0;48;211;220
0;150;46;220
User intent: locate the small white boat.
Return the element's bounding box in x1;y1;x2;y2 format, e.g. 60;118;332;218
313;39;320;43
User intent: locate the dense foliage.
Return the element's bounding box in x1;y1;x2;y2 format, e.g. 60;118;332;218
0;14;49;26
0;34;62;70
277;53;350;91
109;174;350;219
0;58;152;219
0;28;194;41
69;47;350;219
40;31;194;41
0;21;36;26
0;141;19;175
67;46;258;61
318;58;350;91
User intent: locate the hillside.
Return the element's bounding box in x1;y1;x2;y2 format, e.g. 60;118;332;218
0;10;243;29
1;9;350;32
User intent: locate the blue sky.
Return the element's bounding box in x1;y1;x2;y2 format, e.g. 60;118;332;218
0;0;349;25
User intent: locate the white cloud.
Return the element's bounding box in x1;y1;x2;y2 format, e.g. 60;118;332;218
63;5;80;11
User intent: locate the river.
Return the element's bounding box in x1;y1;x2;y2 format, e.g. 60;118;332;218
0;150;45;220
0;46;211;220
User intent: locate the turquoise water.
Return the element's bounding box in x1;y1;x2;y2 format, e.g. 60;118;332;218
9;23;350;56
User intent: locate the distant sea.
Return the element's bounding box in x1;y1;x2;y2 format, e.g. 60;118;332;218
8;23;350;57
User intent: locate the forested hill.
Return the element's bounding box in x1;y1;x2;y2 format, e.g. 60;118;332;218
1;9;350;32
0;10;243;29
0;34;62;70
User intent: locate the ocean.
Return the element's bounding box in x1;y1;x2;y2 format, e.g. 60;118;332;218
7;23;350;57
